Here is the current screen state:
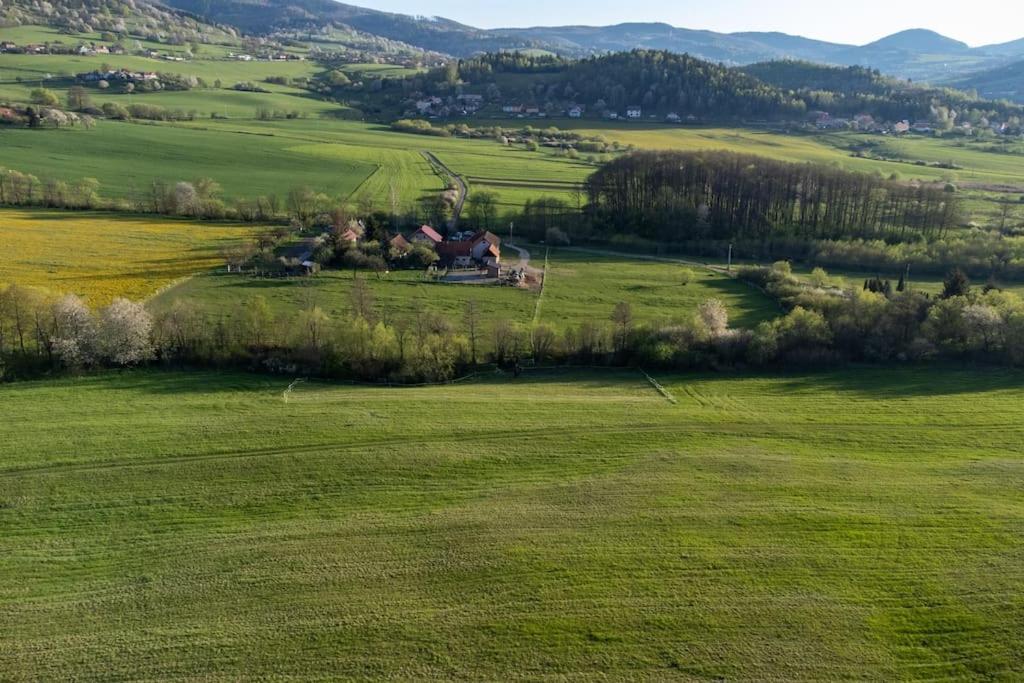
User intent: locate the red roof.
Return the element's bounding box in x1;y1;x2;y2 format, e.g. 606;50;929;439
437;241;473;257
471;230;501;247
412;225;443;243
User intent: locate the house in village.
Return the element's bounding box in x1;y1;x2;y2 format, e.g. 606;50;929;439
853;113;876;131
892;120;911;134
911;121;933;134
502;104;524;115
409;225;444;246
665;112;681;123
626;105;642;119
436;240;475;268
457;94;484;111
415;96;443;114
469;231;501;265
337;228;360;244
388;233;411;253
568;105;584;119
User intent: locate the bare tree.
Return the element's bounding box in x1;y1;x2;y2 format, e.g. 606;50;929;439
350;275;376;321
464;299;480;364
611;301;634;353
531;324;557;363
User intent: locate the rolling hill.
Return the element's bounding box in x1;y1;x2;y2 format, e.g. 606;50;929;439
950;59;1024;103
156;0;1024;82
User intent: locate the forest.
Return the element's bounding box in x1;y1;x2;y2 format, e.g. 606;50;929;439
741;60;1024;124
391;50;1024;124
584;150;961;243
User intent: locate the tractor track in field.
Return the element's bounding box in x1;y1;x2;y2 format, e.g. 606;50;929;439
1;416;1007;480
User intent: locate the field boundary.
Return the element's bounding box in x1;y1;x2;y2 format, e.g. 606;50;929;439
639;368;678;404
531;247;550;325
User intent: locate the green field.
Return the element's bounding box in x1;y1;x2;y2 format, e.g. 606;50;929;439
151;248;777;332
2;366;1022;679
0;121;386;203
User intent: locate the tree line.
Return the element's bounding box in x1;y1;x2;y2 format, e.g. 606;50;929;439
5;263;1024;383
584;150;961;243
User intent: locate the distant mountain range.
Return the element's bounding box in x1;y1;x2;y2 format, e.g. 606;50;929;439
92;0;1024;95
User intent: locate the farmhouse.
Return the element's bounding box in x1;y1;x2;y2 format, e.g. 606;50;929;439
470;230;501;265
388;233;411;253
416;96;443;114
436;240;475;268
568;106;583;119
626;105;642;119
665;112;681;123
409;225;444;246
502;104;524;114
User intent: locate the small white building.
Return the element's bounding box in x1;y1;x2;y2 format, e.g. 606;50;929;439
626;105;642;119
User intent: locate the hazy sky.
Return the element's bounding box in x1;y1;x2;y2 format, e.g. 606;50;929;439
350;0;1024;47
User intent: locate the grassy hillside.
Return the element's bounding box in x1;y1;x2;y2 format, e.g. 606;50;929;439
1;366;1023;678
0;121;385;202
4;101;1023;222
0;44;331;118
0;208;255;303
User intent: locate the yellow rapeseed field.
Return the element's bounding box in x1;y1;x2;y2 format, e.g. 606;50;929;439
0;209;255;305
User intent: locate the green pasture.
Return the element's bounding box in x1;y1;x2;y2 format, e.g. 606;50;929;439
0;120;383;202
1;366;1022;679
152;248;777;333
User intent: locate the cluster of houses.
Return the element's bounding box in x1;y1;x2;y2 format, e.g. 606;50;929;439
0;40;130;57
347;225;503;277
0;41;59;54
410;95;697;124
812;111;1015;136
76;42;124;56
228;51;305;62
399;225;502;273
413;94;485;118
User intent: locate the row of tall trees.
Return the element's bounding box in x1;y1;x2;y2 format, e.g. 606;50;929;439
585;150;961;242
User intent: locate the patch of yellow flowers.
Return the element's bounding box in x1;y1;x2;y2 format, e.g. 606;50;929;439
0;209;255;305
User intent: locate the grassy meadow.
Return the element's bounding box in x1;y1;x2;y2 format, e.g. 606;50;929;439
0;208;255;304
151;248;777;332
1;366;1022;679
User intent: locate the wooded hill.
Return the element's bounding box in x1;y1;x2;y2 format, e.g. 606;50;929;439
741;60;1024;122
376;51;1024;124
1;0;239;45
